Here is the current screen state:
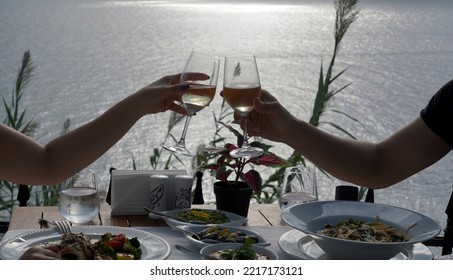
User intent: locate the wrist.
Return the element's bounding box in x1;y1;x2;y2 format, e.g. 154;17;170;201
282;116;307;147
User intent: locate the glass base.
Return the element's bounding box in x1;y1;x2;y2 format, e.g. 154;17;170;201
163;144;195;157
202;146;225;153
230;146;263;159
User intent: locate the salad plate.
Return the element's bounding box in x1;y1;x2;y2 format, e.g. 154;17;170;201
0;226;171;260
149;208;248;228
278;229;433;260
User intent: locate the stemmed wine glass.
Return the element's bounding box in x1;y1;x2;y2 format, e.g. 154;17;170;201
163;51;220;157
223;53;263;158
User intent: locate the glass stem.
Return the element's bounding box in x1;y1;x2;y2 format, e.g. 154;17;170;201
177;115;192;146
241;118;250;149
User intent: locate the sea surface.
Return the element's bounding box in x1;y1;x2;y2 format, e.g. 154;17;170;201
1;0;453;231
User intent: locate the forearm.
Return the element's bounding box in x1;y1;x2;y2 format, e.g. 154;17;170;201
282;119;386;188
43;93;144;184
0;74;187;186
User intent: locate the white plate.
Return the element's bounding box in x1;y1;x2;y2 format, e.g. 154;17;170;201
278;229;433;260
150;208;248;228
176;225;270;249
0;226;171;260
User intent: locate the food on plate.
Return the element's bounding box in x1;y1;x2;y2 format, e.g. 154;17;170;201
59;233;96;260
317;217;416;242
207;239;269;260
175;208;230;224
53;232;142;260
93;232;142;260
193;226;259;243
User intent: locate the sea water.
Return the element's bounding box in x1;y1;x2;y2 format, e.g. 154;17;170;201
1;0;453;230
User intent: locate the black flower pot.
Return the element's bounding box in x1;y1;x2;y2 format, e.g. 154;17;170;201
213;181;253;217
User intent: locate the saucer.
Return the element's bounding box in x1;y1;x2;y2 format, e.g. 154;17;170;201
278;229;433;260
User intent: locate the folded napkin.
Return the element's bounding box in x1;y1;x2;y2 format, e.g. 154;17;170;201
110;169;187;215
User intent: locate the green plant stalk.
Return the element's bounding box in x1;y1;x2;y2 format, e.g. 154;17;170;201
261;0;364;202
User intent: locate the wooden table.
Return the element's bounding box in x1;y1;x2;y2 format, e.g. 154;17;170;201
7;203;287;230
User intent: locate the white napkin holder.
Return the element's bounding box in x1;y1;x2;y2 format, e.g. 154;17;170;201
110;169;187;215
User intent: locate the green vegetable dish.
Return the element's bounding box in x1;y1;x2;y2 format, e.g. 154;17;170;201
175;208;230;224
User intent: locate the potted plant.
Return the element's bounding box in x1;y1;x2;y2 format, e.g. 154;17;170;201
199;123;288;217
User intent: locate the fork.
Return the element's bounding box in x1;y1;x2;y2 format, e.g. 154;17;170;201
55;220;72;234
39;219;72;235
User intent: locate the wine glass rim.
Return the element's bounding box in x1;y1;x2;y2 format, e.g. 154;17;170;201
225;53;256;58
188;50;222;60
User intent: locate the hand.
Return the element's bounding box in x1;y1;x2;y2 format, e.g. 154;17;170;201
233;89;295;143
19;244;60;260
136;73;210;116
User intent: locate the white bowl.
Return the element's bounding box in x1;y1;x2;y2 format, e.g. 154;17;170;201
282;201;441;260
149;208;248;228
176;225;270;249
200;243;278;260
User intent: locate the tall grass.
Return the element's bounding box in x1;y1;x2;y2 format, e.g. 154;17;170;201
0;51;39;219
0;51;67;221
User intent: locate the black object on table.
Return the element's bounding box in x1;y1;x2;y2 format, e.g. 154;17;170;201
192;171;204;204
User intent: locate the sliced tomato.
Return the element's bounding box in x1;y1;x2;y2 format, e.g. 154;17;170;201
106;234;126;249
106;240;123;250
111;234;126;244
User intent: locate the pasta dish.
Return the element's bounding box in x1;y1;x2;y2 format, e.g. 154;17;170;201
316;217;416;243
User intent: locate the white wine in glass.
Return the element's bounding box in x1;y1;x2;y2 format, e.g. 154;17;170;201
223;54;263;158
181;84;217;113
163;51;220;157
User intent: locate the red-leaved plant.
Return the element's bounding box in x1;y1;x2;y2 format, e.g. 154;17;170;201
199;122;288;196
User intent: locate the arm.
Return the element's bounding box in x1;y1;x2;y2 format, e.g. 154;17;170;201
239;90;451;189
0;74;196;185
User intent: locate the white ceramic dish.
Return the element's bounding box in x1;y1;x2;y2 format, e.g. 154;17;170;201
200;243;278;260
278;229;433;260
281;201;441;260
0;226;171;260
176;225;270;249
149;208;248;228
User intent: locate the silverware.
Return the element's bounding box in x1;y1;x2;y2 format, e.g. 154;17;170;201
144;207;180;219
143;207;208;224
39;219;72;235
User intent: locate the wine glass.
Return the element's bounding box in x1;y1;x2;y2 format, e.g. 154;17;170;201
279;165;318;210
223;53;263;158
163;51;220;157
